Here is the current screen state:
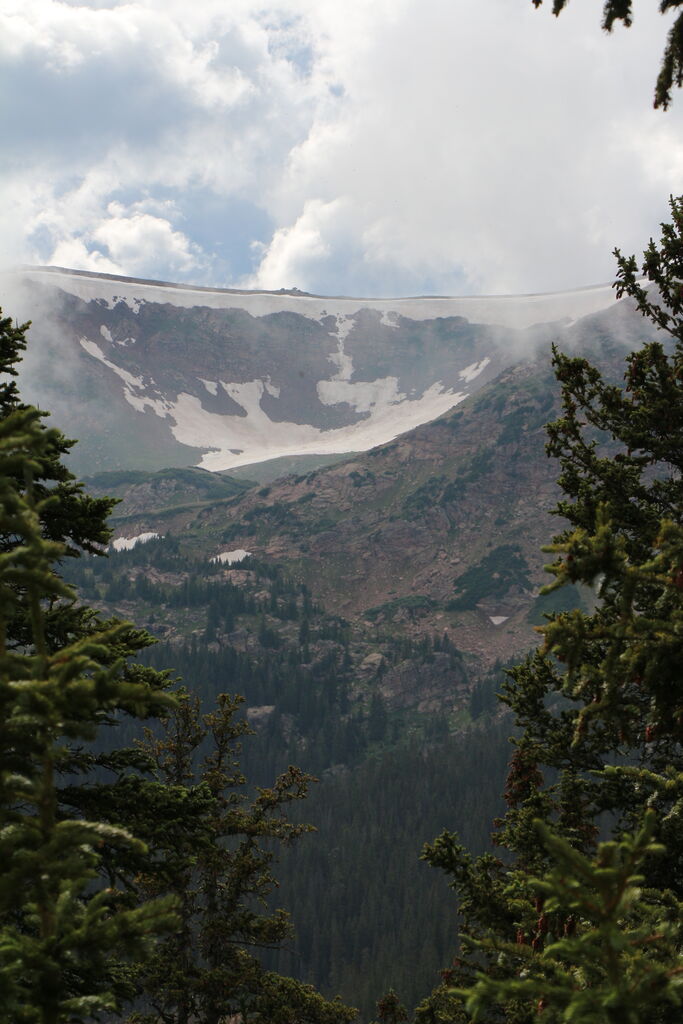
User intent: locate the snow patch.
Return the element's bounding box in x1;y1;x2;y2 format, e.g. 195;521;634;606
220;380;270;420
200;379;219;396
161;380;467;471
459;357;491;383
78;333;470;472
112;532;161;551
327;314;355;381
489;615;509;626
79;338;145;389
212;548;252;565
79;337;170;417
100;324;112;343
109;294;145;314
123;391;174;416
317;376;404;413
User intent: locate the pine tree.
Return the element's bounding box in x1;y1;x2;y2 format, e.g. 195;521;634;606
0;404;177;1022
125;690;356;1024
420;200;683;1021
0;308;358;1022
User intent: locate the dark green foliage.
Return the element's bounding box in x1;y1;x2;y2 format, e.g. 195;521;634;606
268;723;512;1020
462;813;683;1023
373;989;409;1024
0;403;177;1022
442;410;464;431
402;476;447;519
0;310;356;1024
448;545;530;611
497;394;555;448
125;691;356;1024
349;469;376;487
468;663;505;721
532;0;683;109
439;450;494;506
84;466;252;508
367;691;388;742
0;313;116;569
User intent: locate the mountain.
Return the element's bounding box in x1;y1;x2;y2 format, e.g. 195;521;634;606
1;262;649;695
3;266;619;477
76;296;649;696
12;267;651;1019
63;304;652;1018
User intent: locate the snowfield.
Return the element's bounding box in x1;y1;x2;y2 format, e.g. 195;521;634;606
77;329;470;471
112;532;161;551
212;549;252;565
5;266;623;475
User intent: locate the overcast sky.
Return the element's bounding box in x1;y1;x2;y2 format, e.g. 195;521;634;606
2;0;682;297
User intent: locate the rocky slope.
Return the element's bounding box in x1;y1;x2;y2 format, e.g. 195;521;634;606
84;296;650;682
4;266;619;476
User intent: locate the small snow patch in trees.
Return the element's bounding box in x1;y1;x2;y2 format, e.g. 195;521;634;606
100;325;113;343
212;549;252;565
112;532;161;551
200;379;219;396
489;615;509;626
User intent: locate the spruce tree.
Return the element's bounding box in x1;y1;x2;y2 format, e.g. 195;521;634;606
0;307;187;1019
0;404;177;1022
0;310;353;1022
124;690;356;1024
419;200;683;1022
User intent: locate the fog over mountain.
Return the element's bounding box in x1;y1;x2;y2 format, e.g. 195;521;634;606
2;266;626;478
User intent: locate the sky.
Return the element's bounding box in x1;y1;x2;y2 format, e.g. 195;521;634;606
2;0;683;298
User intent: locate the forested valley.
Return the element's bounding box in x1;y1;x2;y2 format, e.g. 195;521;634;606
61;525;510;1018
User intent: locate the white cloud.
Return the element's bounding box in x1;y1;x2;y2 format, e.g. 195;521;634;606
249;198;344;290
92;202;202;275
247;0;683;294
2;0;682;295
48;237;121;274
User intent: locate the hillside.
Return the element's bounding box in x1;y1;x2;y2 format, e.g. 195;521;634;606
88;297;648;683
5;266;619;476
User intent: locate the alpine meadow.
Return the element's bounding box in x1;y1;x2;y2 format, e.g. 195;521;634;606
2;2;683;1023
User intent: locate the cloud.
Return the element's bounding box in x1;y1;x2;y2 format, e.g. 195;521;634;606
2;0;682;295
43;201;204;279
92;202;203;275
248;198;342;290
248;0;683;294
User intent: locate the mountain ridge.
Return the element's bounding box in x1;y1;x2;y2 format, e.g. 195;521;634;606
79;295;650;683
3;265;622;477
